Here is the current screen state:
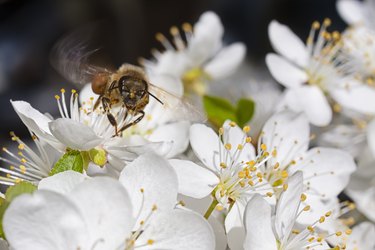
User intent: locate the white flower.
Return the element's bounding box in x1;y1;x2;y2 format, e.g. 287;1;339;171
0;132;60;185
10;88;172;176
345;222;375;249
243;172;334;250
3;153;215;250
266;20;375;126
170;111;355;248
142;11;246;96
337;0;375;29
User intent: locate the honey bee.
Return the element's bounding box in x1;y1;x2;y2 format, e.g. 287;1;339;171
51;30;203;136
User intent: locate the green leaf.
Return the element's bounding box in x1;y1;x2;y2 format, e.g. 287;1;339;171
5;182;37;203
49;150;84;176
203;95;237;129
236;98;255;127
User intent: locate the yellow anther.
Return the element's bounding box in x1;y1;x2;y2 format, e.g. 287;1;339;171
312;21;320;29
20;158;27;163
243;126;250;133
239;181;246;188
147;239;154;245
333;103;342;113
308;237;315;242
281;170;288;178
216;205;224;211
325;211;332;217
324;18;331;26
260;144;267;151
225;143;232;150
229;121;236;127
273;162;280;169
152;204;157;211
15;178;21;184
345;229;352;235
170;26;179;35
248;180;254;186
307;225;314;232
272;149;277;157
292;229;300;234
60;88;65;93
55;95;60;100
220;162;227;169
300;193;307;201
303;205;311;211
18;144;25;150
245;137;252;143
247;160;255;167
71;89;76;94
238;171;246;178
319;216;325;223
10;165;15;170
317;237;323;243
283;184;288;191
155;33;165;41
182;22;192;32
218;127;224;135
2;147;6;151
140;188;144;193
266;192;273;197
256;172;263;178
336;231;342;236
140;220;145;225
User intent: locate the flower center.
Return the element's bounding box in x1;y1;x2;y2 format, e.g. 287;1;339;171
182;67;211;96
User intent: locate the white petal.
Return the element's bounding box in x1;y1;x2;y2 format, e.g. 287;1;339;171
292;147;356;199
330;83;375;115
337;0;365;25
136;209;215;250
148;121;190;158
275;172;303;241
49;118;103;151
38;170;88;194
148;72;184;97
261;111;309;168
11;100;64;151
204;43;246;80
190;123;222;173
3;191;88;250
265;53;307;88
188;11;224;65
368;119;375;157
243;194;277;250
119;153;178;224
169;159;219;199
283;86;332;126
70;177;134;250
268;20;308;67
225;200;247;249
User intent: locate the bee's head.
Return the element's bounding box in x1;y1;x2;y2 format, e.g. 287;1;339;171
118;76;148;109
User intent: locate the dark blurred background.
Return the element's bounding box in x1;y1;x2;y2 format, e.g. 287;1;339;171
0;0;346;141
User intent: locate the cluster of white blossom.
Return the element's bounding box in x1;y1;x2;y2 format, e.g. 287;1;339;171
0;2;375;249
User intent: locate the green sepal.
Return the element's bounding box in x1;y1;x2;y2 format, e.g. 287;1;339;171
203;95;256;129
236;98;255;127
203;95;237;129
49;150;84;176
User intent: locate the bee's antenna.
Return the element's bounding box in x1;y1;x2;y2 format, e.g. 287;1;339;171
148;91;164;105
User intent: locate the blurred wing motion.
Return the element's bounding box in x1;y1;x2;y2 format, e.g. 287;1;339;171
148;83;207;123
50;28;113;85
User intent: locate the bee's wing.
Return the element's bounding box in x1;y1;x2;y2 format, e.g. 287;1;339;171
50;28;114;85
148;83;206;123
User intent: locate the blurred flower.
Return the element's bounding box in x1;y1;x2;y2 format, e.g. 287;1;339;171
337;0;375;29
267;20;375;126
4;153;215;250
142;11;246;96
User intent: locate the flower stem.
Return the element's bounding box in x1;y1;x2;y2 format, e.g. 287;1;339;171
204;199;218;219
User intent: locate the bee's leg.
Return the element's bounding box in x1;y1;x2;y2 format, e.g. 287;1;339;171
116;110;145;134
93;95;103;111
102;97;119;136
